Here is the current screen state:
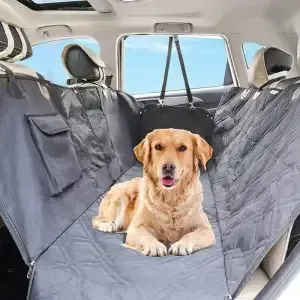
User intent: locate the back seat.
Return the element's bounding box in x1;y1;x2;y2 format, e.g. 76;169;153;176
213;46;294;156
61;43;142;174
211;46;297;298
0;24;140;265
53;44;300;299
1;22;300;300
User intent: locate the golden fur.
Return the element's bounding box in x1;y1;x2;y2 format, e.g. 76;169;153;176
92;128;216;256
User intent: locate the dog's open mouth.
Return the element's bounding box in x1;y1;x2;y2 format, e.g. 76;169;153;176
162;176;175;188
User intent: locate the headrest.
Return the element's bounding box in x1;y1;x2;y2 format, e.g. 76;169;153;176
0;21;32;62
248;47;294;89
62;44;106;84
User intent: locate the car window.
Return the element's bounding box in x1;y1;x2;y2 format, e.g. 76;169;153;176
18;37;100;86
243;42;265;68
122;35;232;95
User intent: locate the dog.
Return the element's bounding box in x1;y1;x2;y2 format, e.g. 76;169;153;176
92;128;216;256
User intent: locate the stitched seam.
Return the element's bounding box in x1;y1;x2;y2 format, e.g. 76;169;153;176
224;164;300;230
233;200;300;297
97;88;124;173
35;162;137;264
207;169;231;297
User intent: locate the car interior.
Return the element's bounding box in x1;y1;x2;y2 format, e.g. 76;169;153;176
1;0;300;299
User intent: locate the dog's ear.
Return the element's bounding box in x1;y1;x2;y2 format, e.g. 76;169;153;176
134;137;151;166
192;134;213;170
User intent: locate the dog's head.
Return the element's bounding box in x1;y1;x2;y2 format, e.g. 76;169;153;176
134;129;213;190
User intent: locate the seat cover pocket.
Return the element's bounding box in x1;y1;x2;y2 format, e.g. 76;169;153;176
26;114;82;196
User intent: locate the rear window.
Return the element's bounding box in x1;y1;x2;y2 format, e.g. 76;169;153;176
121;35;233;95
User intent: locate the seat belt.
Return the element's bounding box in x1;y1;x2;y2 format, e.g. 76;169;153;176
257;76;286;91
159;36;173;106
173;35;194;109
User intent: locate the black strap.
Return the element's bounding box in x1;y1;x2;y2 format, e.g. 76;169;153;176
173;35;193;106
159;36;173;102
36;72;46;81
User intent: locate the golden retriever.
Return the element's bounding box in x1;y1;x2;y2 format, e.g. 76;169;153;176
92;128;216;256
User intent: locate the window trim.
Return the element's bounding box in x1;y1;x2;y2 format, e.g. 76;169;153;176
16;0;93;11
117;33;238;95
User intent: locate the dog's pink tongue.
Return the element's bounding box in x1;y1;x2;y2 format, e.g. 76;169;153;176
162;176;175;186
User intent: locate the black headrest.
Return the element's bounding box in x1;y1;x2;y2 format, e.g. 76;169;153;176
62;44;105;83
0;21;32;61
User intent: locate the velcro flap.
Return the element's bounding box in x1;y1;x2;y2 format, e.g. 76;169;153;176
30;115;68;135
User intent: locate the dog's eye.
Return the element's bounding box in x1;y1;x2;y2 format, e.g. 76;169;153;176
155;144;163;151
178;145;187;152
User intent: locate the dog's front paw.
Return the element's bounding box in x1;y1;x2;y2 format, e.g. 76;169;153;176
169;240;199;256
92;218;117;232
169;228;216;255
142;241;167;257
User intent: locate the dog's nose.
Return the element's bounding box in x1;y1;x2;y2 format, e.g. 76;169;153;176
162;162;176;172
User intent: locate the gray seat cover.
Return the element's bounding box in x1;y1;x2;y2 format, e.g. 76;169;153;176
0;26;300;300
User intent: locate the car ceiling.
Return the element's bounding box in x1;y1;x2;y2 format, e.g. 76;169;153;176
2;0;300;25
0;0;300;47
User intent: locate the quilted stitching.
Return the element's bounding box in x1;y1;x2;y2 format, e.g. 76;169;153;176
31;82;300;299
210;83;300;296
3;76;300;299
31;167;229;300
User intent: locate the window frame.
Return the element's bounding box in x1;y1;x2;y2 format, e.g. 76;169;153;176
117;34;237;96
16;0;93;11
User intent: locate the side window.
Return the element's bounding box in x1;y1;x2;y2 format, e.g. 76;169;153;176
243;42;265;68
18;37;100;86
122;35;233;95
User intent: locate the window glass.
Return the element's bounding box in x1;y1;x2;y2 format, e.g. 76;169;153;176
243;42;265;68
18;37;100;86
123;35;231;95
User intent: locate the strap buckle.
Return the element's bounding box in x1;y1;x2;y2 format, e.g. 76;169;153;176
157;98;164;107
189;102;195;110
